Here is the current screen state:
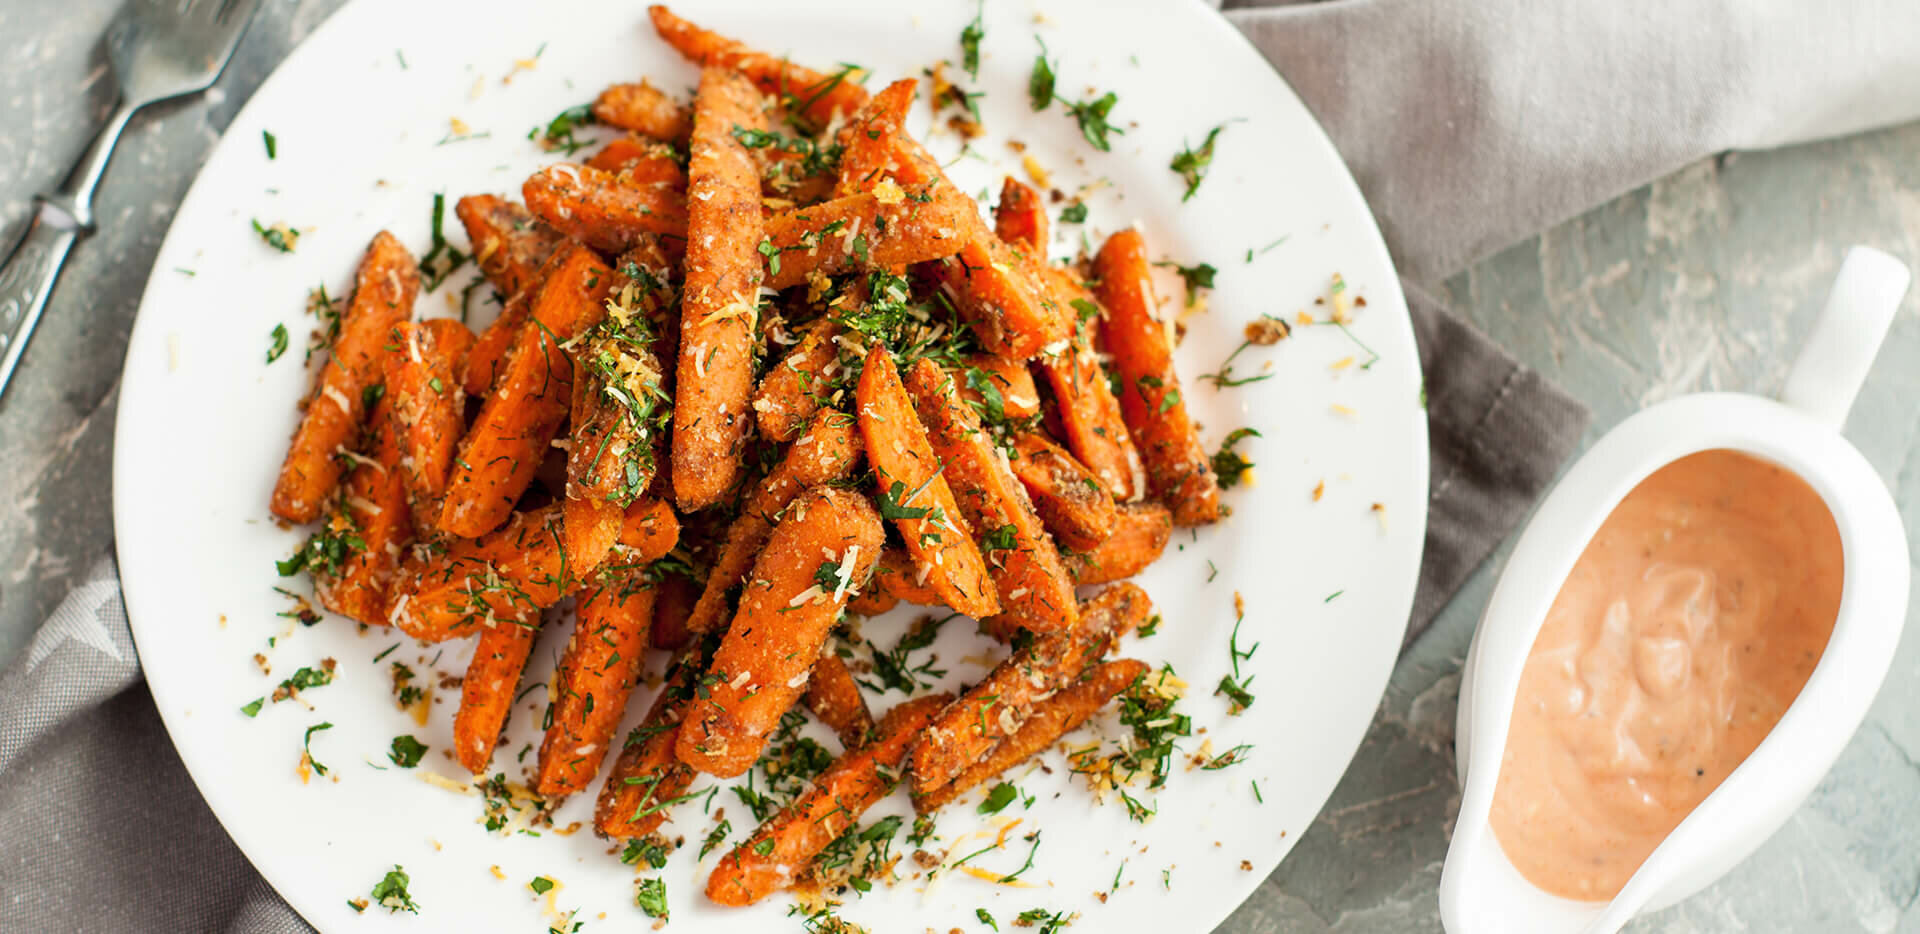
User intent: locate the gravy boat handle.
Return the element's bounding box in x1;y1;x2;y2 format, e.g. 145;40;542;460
1780;246;1911;430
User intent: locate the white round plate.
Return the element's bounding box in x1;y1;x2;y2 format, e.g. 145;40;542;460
113;1;1427;930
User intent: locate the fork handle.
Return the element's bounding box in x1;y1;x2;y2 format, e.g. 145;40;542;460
0;205;81;406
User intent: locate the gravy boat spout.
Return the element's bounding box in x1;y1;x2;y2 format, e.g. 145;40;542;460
1439;247;1913;934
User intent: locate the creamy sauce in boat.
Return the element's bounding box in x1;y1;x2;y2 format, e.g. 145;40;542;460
1490;449;1843;900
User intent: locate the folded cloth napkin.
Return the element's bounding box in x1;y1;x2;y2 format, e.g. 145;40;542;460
5;0;1919;930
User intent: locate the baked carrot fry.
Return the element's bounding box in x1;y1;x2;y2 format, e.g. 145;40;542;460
388;504;577;642
614;497;682;563
271;231;420;523
677;486;884;778
1034;265;1143;500
1064;502;1173;585
562;496;626;579
650;572;697;650
931;234;1068;361
1007;429;1118;553
441;246;613;538
908;582;1151;798
592;79;693;144
313;372;412;626
706;693;949;907
882;137;1068;360
1093;228;1222;525
384;319;476;538
960;351;1041;421
832;78;915;197
761;186;975;291
464;291;531;398
647;5;870;128
585;136;689;188
856;347;1000;619
568;251;675;510
803;652;875;749
536;571;658;796
454;612;544;774
752;319;838;442
686;415;862;635
595;653;701;837
670;67;768;511
870;547;942;607
904;358;1076;633
456;194;562;299
914;658;1148;813
523;162;689;254
992;175;1049;253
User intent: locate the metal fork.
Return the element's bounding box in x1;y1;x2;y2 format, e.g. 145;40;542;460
0;0;261;406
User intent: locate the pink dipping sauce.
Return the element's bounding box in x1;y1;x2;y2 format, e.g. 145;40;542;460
1489;449;1843;901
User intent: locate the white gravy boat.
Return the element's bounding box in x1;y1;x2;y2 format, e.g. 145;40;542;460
1439;246;1913;934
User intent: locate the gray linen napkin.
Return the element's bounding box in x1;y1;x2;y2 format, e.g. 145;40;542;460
5;1;1919;931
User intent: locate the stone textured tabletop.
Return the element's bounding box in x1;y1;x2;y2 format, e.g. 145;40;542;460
3;2;1917;931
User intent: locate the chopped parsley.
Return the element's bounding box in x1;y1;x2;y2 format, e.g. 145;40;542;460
1170;124;1227;201
860;613;951;694
977;907;1000;931
420;192;470;292
959;1;985;78
1063;91;1122;151
635;877;669;919
528;876;555;895
277;516;366;577
977;781;1022;814
240;697;264;718
266;324;289;363
1202;743;1253;770
262;130;277;160
251;219;299;253
731;125;843;177
367;865;420;914
699;818;733;859
964;367;1008;422
388;734;428;768
530;103;597;156
1028;38;1057;111
1155;260;1216;307
1216;597;1258;714
1016;907;1075;932
621;836;671;869
1059;200;1087;223
875;479;933;521
1210;428;1259;489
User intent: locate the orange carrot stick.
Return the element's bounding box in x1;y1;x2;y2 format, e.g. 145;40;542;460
585;136;689;188
760;185;976;291
992;175;1049;253
856;347;999;619
686;416;862;634
454;610;544;774
1006;429;1118;553
384;319;476;537
1093;228;1221;525
904;358;1076;632
832;78;915;197
592;79;693;144
803;652;875;749
595;653;702;838
870;547;942;607
523;162;689;254
271;231;420;523
440;246;612;538
312;366;412;626
908;582;1150;798
705;693;949;907
1034;266;1143;499
614;497;682;564
535;571;658;796
914;658;1147;813
567;252;675;510
647;5;870;128
751;319;839;442
387;503;576;642
676;486;884;777
1064;502;1173;585
456;194;562;300
670;67;768;511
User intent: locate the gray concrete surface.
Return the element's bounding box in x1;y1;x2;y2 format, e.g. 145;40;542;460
3;2;1918;931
